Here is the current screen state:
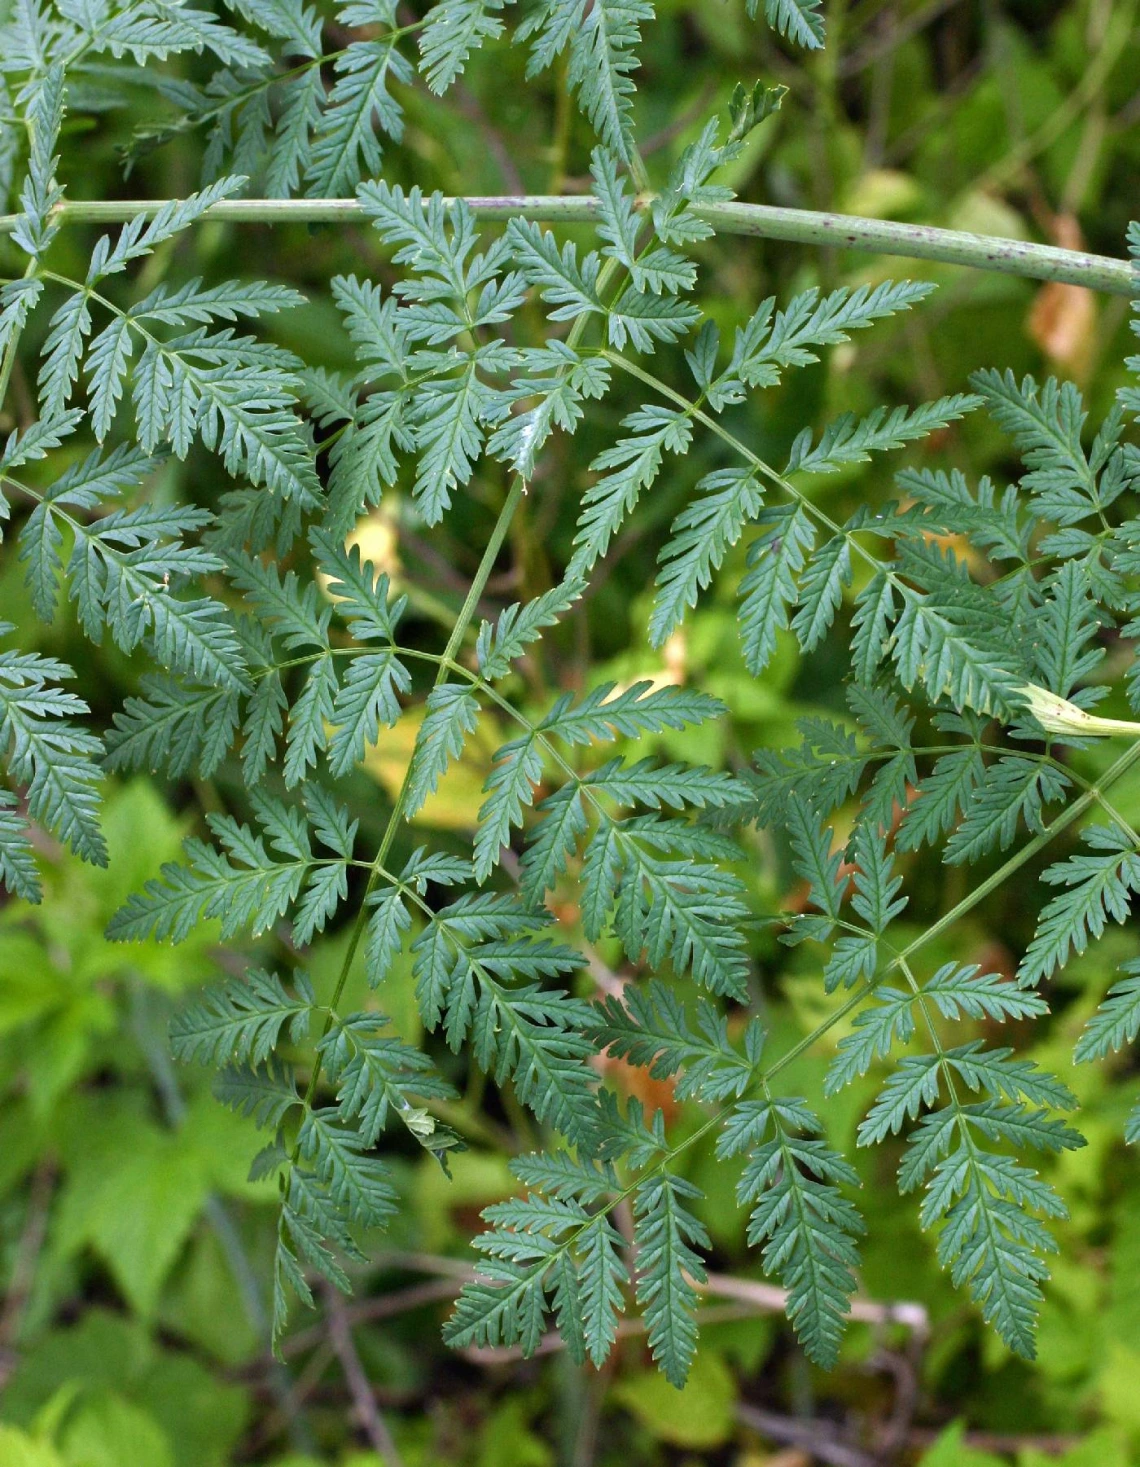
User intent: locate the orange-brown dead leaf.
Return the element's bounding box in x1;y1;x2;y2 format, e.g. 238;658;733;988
593;1049;680;1123
1027;214;1097;381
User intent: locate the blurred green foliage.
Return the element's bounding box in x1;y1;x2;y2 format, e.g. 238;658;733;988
3;0;1140;1463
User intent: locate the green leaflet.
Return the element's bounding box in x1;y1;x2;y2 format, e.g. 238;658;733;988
0;787;42;901
419;0;512;95
751;0;824;49
318;1013;459;1151
518;0;653;166
0;628;106;868
445;1163;628;1364
107;676;242;780
632;1172;709;1387
568;403;693;574
305;38;410;197
892;1046;1083;1359
106;790;355;944
1076;960;1140;1066
589;979;761;1102
170;967;314;1067
651;467;764;645
718;1096;864;1367
1019;825;1140;985
406;684;481;817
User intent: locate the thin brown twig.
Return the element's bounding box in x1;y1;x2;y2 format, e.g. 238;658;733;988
308;1253;929;1354
736;1402;878;1467
324;1282;405;1466
282;1277;460;1359
456;1269;929;1366
704;1272;930;1338
242;1340;336;1456
458;1302;768;1366
867;1345;924;1461
582;941;627;998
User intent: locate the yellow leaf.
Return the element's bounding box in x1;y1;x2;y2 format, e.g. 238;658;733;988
362;704;502;832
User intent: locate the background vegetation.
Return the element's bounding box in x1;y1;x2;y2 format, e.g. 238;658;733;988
3;1;1140;1464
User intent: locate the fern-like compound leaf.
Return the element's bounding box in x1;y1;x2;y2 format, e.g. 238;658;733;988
568;405;693;573
107;795;349;943
405;684;481;818
170;967;314;1067
1019;826;1140;986
737;504;816;675
319;1013;458;1150
785;395;981;479
896;745;986;852
519;0;653;164
539;680;722;745
945;756;1070;866
106;676;242;779
508;218;603;326
0;630;106;872
306;38;410;197
896;1053;1083;1359
719;1096;864;1367
476;578;585;680
296;1107;399;1229
418;0;509;94
581;819;751;998
1074;960;1140;1065
589;979;759;1102
591;148;695;297
7;0;1140;1378
731;280;932;389
750;0;825;49
0;790;42;902
651;468;764;645
215;1058;301;1130
475;734;543;881
633;1172;709;1387
329;653;408;778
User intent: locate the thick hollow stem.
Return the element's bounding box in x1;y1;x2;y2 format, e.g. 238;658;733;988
1;196;1133;294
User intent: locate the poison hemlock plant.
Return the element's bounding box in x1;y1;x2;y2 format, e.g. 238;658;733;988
1;0;1139;1388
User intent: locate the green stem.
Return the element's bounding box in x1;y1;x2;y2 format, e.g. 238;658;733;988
300;473;530;1058
292;254;625;1133
603;348;939;625
590;735;1140;1258
895;736;1140;967
1;197;1133;294
289;477;523;1127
